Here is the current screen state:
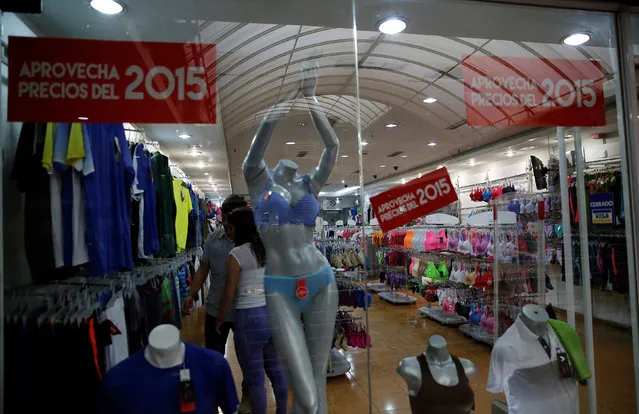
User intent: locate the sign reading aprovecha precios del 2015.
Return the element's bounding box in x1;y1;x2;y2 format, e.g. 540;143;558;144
462;56;605;127
8;36;216;124
370;167;458;233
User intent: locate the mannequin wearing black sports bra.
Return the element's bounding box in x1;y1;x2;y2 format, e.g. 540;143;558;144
398;335;477;414
243;63;339;414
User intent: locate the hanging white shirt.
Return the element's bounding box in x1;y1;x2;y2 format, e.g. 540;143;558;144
104;294;129;371
487;316;578;414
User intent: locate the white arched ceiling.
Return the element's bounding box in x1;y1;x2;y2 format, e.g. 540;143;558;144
21;0;617;197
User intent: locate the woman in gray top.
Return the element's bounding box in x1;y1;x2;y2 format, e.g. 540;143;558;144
217;208;287;414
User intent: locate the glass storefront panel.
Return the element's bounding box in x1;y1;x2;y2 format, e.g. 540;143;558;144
1;1;639;414
355;1;638;413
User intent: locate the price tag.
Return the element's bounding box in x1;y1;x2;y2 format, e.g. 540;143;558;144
370;167;458;233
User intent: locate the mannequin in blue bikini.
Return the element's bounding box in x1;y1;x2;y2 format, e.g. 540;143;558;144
243;63;338;414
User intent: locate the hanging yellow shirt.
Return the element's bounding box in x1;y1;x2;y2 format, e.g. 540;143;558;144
173;178;193;252
66;123;85;166
41;123;55;172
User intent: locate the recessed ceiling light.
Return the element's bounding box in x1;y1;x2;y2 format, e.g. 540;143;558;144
197;162;207;169
468;160;476;167
380;165;387;168
78;116;89;121
377;17;407;35
386;122;398;128
341;180;345;184
428;141;437;147
565;134;573;138
562;32;590;46
505;151;515;157
178;133;192;139
401;154;408;158
423;97;437;104
361;141;369;146
90;0;124;14
204;172;209;176
286;141;296;145
417;173;423;178
528;138;536;142
341;155;349;158
401;178;406;184
437;165;444;169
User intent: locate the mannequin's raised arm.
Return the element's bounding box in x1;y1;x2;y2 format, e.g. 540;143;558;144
307;95;339;193
243;85;300;193
299;63;339;193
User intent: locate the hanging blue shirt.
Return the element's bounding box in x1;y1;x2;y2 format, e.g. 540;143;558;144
97;342;238;414
133;144;160;257
84;123;135;275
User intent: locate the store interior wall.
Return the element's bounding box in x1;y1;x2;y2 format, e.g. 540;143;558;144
2;13;36;288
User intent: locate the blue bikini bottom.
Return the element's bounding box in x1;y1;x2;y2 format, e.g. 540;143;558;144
264;267;335;313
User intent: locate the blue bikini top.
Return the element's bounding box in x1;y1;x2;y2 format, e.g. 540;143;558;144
253;171;320;227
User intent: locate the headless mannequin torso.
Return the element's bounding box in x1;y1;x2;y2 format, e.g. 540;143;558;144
398;335;477;394
144;324;185;369
519;304;549;338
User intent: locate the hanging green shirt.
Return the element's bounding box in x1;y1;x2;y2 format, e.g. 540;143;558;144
151;153;177;257
549;319;592;381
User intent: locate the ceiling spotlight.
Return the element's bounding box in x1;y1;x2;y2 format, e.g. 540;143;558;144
90;0;124;15
78;116;89;121
377;17;407;35
423;97;437;104
528;138;536;142
505;151;515;157
341;155;349;158
418;173;423;178
297;121;306;127
428;141;437;147
437;165;444;169
401;178;406;184
204;172;209;176
401;154;408;158
386;122;398;128
286;141;296;145
380;165;387;168
178;133;192;139
341;180;345;184
361;141;369;146
468;160;476;167
562;32;590;46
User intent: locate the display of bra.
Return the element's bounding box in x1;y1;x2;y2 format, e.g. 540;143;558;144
254;171;319;227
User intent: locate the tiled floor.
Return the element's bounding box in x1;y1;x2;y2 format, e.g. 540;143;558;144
181;291;637;413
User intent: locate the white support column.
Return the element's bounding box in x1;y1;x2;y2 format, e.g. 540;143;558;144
574;127;597;414
557;127;576;328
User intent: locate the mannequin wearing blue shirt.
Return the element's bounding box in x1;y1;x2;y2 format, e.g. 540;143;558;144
97;325;239;414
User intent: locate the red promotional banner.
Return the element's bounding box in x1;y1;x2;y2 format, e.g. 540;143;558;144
462;56;605;127
8;36;216;124
370;168;458;233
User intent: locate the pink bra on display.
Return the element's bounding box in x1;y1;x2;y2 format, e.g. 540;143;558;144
480;307;495;333
436;230;448;250
447;231;459;250
474;233;489;256
442;296;455;313
409;257;416;275
425;231;438;251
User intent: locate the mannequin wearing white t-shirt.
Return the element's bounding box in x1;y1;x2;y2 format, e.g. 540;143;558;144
487;304;578;414
144;324;185;368
397;335;477;391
